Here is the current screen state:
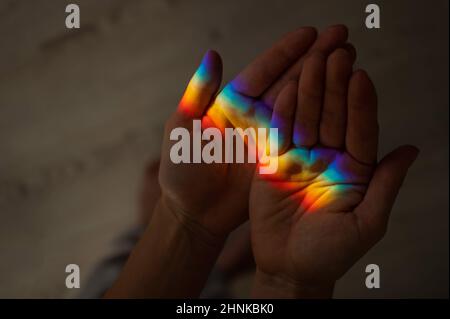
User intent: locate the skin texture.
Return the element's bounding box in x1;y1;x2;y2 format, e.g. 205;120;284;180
250;49;419;298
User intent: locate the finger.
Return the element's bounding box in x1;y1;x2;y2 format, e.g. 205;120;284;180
341;42;357;63
261;25;349;107
231;27;317;97
355;145;419;243
178;50;223;118
293;53;326;147
346;70;378;164
271;80;297;154
320;48;353;148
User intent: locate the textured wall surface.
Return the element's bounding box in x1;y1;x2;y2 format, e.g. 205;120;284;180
0;0;448;298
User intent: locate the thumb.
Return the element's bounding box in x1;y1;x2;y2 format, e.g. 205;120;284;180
178;50;223;118
356;145;419;242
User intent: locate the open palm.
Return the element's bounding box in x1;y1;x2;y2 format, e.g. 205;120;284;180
160;26;352;237
250;49;418;290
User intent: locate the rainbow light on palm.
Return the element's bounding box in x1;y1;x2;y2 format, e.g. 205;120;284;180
178;55;353;213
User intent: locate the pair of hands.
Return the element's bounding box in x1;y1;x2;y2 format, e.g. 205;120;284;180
158;25;418;296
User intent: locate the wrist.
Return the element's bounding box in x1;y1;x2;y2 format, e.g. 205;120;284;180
106;196;226;298
252;269;335;299
158;194;227;250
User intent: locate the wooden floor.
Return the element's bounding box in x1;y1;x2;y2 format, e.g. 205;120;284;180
0;0;448;298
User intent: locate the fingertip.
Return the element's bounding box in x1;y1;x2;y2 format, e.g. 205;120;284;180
349;69;377;107
341;42;357;63
200;49;223;81
290;26;317;36
204;49;222;64
205;49;220;57
328;24;348;31
287;27;318;52
308;25;348;56
298;26;318;39
178;50;223;118
393;145;420;166
327;47;353;68
397;144;420;154
352;68;367;80
326;24;349;40
409;145;420;157
302;26;318;33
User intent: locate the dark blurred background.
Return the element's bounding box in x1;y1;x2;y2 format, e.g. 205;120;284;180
0;0;448;298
